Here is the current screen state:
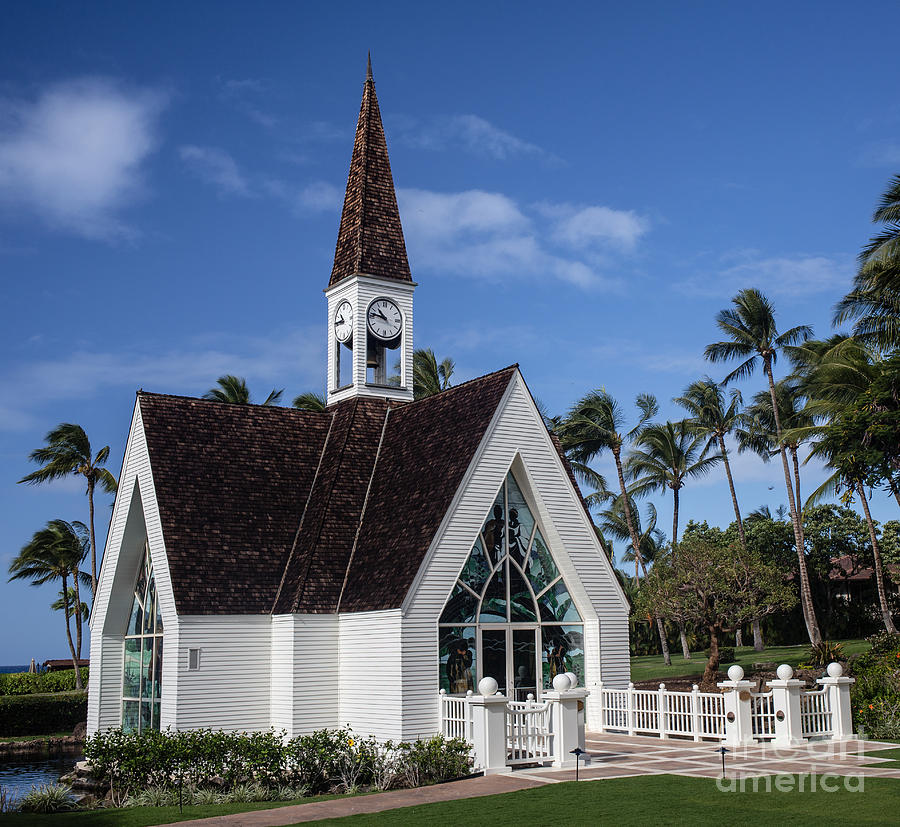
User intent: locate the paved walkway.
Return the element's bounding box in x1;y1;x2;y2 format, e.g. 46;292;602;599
157;733;900;826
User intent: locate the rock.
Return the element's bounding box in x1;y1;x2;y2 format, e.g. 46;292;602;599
73;721;87;739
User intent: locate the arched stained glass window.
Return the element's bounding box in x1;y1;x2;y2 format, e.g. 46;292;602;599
122;541;163;732
438;473;585;698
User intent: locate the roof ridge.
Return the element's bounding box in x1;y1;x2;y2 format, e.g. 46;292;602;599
137;391;330;416
397;364;519;412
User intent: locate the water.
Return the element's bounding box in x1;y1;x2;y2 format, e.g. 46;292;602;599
0;753;81;802
0;666;28;675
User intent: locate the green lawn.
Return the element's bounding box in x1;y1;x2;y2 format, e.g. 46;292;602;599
630;639;871;684
0;794;348;825
308;776;899;826
3;775;896;826
0;732;73;743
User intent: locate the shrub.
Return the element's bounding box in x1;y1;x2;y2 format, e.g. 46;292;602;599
0;691;87;737
804;640;845;669
704;646;735;664
850;631;900;739
84;727;471;798
17;784;77;814
0;668;89;696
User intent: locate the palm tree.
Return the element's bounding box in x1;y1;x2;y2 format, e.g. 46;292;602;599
834;175;900;352
52;587;90;625
787;336;897;633
675;378;763;648
598;498;666;572
705;288;821;644
292;391;327;412
626;420;721;659
412;349;455;399
558;390;672;663
18;424;117;597
203;375;283;406
8;520;92;686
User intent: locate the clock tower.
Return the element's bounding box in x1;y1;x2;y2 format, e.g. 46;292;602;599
325;57;415;406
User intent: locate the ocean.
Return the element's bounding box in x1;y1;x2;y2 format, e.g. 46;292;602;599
0;665;28;674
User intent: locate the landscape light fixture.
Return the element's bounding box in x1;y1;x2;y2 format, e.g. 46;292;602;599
570;747;586;781
718;746;729;778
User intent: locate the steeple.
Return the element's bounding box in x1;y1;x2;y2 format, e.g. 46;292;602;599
329;57;411;287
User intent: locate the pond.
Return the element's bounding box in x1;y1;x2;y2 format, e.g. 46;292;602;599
0;753;82;802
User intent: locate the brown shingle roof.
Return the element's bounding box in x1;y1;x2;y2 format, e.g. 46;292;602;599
139;367;517;615
329;58;411;287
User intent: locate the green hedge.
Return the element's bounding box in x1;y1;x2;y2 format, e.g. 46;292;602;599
0;667;89;696
704;647;735;663
0;691;87;736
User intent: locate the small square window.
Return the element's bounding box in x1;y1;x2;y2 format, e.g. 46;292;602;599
188;649;201;670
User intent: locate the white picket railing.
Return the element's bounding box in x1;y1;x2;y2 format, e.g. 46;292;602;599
800;687;833;738
439;689;473;742
506;696;552;765
750;692;776;739
598;683;726;741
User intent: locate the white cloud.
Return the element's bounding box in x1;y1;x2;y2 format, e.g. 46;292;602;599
179;145;251;196
399;114;553;162
295;181;342;212
397;188;647;289
676;251;852;298
0;77;166;239
858;140;900;167
540;203;649;250
0;330;324;432
216;78;278;130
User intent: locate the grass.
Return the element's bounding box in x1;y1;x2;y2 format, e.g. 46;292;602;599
0;793;349;825
860;746;900;768
307;775;900;826
630;639;871;684
0;732;73;743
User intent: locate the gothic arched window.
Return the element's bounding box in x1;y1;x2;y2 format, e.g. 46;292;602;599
122;541;163;732
438;472;584;699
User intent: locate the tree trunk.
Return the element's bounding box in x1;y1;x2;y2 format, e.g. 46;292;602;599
765;358;821;645
790;445;806;546
752;618;764;651
702;624;721;686
857;481;898;633
735;628;743;647
656;616;671;666
87;477;98;598
719;435;746;547
72;568;83;663
61;572;82;690
672;487;680;549
679;625;691;659
890;479;900;511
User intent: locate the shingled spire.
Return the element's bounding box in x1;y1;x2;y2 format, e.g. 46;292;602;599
329;58;411;286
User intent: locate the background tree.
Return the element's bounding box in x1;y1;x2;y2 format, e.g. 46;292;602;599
834;174;900;352
18;423;117;596
558;390;672;663
636;535;795;685
292;391;327;412
203;375;283;406
8;520;92;686
705;287;821;644
412;348;455;399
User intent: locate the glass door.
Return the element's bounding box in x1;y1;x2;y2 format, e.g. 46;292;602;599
481;629;507;696
478;627;540;700
512;628;538;701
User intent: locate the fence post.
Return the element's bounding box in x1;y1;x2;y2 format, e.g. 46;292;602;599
718;665;754;747
816;662;855;741
691;684;701;742
468;677;509;774
545;674;590;768
658;683;667;739
595;679;604;733
767;664;804;748
627;682;636;736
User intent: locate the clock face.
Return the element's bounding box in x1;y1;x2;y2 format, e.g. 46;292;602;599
366;298;402;341
334;300;353;343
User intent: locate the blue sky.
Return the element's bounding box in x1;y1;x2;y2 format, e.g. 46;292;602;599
2;1;899;663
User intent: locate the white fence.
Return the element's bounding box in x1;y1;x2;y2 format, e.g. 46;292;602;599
800;687;833;738
599;683;726;740
439;691;473;743
750;692;776;739
506;697;553;765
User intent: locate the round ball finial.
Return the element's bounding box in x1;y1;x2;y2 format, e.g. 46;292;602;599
552;674;570;692
826;662;843;678
564;671;578;689
776;664;794;681
727;664;744;682
478;676;499;697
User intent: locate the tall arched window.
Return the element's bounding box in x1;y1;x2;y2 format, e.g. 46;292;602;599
122;541;163;732
438;472;584;700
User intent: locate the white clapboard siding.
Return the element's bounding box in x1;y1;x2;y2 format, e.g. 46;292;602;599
271;614;339;736
401;371;630;738
88;401;180;733
338;609;402;741
175;615;271;732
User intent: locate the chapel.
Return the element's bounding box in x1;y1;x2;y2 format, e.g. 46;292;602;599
87;60;629;742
